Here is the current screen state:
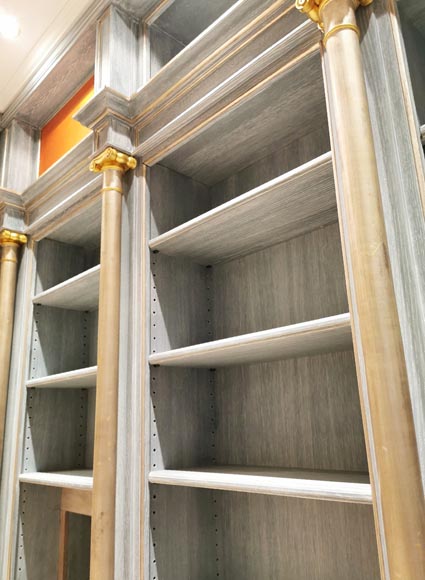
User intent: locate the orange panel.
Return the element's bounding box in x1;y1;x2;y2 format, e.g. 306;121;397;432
39;77;94;175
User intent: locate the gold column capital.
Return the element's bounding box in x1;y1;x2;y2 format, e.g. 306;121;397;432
295;0;373;30
0;229;27;246
90;147;137;173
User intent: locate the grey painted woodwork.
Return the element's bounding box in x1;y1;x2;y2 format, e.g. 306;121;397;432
66;513;91;580
0;120;39;193
15;485;62;580
0;189;25;232
95;4;139;97
359;0;425;487
399;7;425;124
33;265;100;311
150;313;352;367
26;366;97;390
137;28;325;181
19;470;93;491
150;153;336;264
149;486;380;579
149;466;372;504
153;0;237;46
149;23;185;77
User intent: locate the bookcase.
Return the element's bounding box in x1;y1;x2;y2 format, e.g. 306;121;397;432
0;0;425;579
15;203;101;579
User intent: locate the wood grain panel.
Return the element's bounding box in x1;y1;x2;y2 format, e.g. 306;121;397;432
214;350;367;472
213;222;348;339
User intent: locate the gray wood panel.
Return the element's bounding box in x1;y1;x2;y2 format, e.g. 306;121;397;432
23;388;91;473
149;24;185;78
67;513;91;580
216;491;380;579
31;305;93;377
150;153;336;264
149;163;210;238
214;350;368;473
150;485;217;580
213;223;348;339
150;367;215;469
35;238;97;294
154;0;237;46
15;485;61;580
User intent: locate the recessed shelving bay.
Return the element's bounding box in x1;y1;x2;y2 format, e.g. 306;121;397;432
150;152;336;264
149;313;351;367
149;466;372;504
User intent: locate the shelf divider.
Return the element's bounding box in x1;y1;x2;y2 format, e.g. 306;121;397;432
26;366;97;389
149;466;372;504
33;265;100;311
149;153;336;265
149;313;352;367
19;470;93;491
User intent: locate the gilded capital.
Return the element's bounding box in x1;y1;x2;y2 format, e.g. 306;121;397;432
90;147;137;173
0;229;27;246
295;0;373;30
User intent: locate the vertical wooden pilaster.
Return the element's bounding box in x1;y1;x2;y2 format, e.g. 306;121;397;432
89;148;137;580
0;230;26;462
296;0;425;577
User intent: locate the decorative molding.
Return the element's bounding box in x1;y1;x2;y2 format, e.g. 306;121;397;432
90;147;137;173
0;230;27;246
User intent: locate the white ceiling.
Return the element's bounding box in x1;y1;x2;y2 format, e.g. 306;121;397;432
0;0;94;113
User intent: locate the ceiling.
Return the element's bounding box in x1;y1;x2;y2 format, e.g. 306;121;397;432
0;0;94;113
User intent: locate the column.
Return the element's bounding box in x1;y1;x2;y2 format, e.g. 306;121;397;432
0;230;27;461
296;0;425;578
89;148;137;580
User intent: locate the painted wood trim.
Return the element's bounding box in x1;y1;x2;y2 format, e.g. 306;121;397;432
26;366;97;389
149;467;372;504
33;265;100;311
149;152;336;264
19;470;93;491
149;313;352;367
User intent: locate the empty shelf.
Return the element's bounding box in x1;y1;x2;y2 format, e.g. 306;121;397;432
149;313;352;367
19;470;93;491
26;366;97;389
149;466;372;504
150;153;336;264
33;265;100;311
421;124;425;143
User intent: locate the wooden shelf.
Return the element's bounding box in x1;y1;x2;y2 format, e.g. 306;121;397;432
150;153;336;264
26;366;97;389
33;265;100;311
19;470;93;491
149;313;352;367
149;466;372;504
